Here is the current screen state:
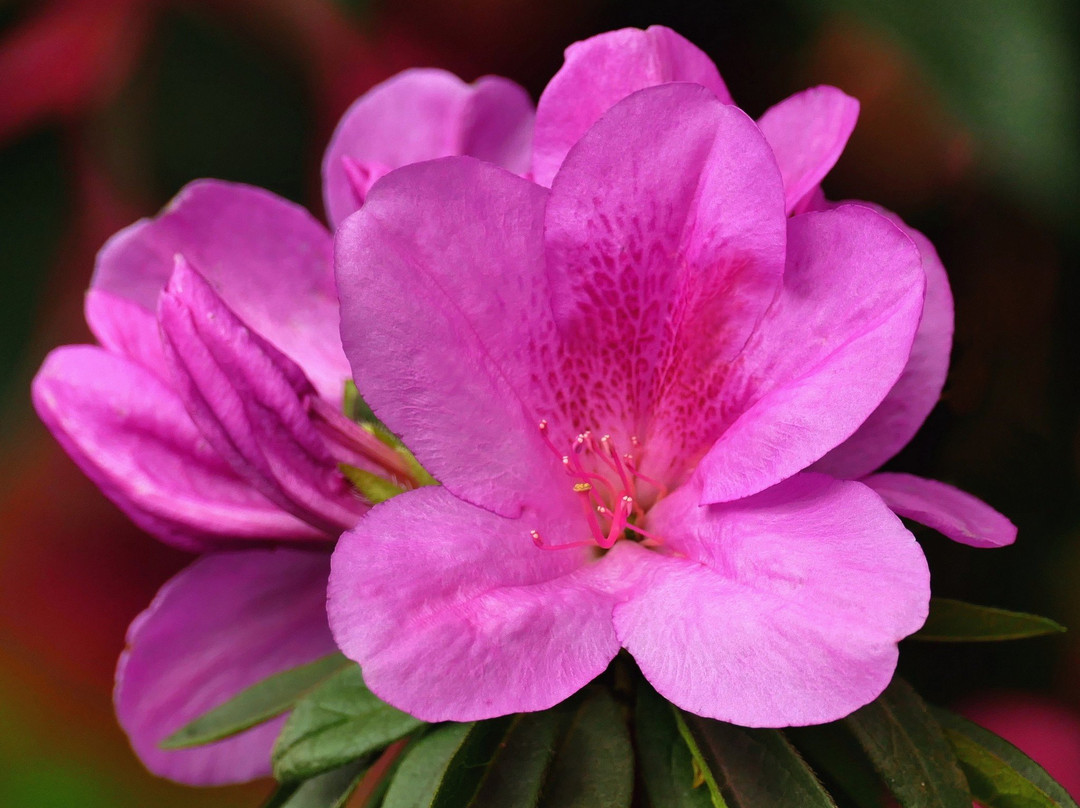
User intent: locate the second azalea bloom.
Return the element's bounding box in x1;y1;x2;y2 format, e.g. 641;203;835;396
330;83;936;726
31;181;421;784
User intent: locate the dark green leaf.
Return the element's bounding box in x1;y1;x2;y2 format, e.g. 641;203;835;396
786;723;885;808
681;711;836;808
381;724;473;808
161;654;350;749
263;758;370;808
429;717;516;808
635;683;714;808
911;599;1065;642
467;711;566;808
932;708;1078;807
536;688;634;808
340;464;405;504
272;666;424;782
844;678;969;808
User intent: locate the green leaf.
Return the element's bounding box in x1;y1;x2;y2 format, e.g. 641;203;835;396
263;758;369;808
536;689;635;808
786;723;885;808
161;654;350;750
911;598;1066;642
428;717;516;808
272;666;424;782
635;683;714;808
381;724;473;808
844;678;970;808
680;711;836;808
340;464;406;505
382;694;626;808
466;711;566;808
932;708;1079;808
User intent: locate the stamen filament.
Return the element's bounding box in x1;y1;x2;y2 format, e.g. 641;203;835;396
530;529;597;551
574;483;607;545
624;455;669;499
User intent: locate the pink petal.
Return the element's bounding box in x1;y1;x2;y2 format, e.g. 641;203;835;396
92;180;348;402
756;86;860;214
328;486;626;722
697;204;925;504
335;157;570;518
543;83;786;480
32;345;321;549
116;549;336;785
322;68;534;226
158;257;365;534
617;474;929;726
84;288;167;375
863;472;1017;548
813;212;954;478
532;26;733;186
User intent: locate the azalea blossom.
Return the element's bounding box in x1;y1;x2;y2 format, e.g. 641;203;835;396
327;32;1014;727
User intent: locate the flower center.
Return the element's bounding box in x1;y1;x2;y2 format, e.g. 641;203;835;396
532;420;667;551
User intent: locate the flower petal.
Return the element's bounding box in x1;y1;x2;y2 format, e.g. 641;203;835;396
756;86;860;214
864;472;1017;548
115;549;336;785
158;257;365;534
32;345;321;548
84;288;167;374
543;83;786;479
697;204;925;503
813;212;954;478
335;157;569;518
328;486;625;722
91;180;348;402
532;26;733;186
322;68;534;226
617;474;929;726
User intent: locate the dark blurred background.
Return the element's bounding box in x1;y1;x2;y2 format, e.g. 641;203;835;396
1;0;1077;804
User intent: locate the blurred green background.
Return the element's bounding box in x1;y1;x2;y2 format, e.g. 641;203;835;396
1;0;1077;804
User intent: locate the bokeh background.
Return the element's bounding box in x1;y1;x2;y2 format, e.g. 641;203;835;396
1;0;1078;804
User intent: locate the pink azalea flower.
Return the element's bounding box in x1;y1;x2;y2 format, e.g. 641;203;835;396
30;70;533;783
328;28;1014;726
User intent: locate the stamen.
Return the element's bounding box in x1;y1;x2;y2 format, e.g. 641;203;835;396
625;521;666;546
599;435;635;501
598;496;632;549
561;454;620;503
624;455;669;499
573;483;608;544
534;420;668;551
530;529;597;551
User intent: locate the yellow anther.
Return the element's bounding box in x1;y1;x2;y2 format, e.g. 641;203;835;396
573;482;593;493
